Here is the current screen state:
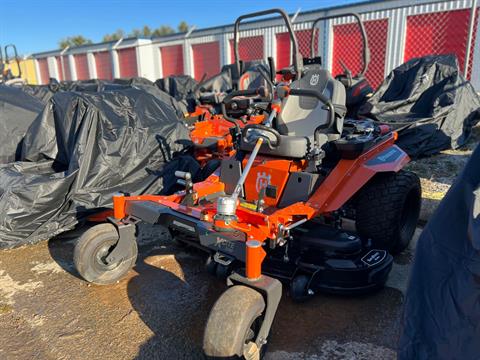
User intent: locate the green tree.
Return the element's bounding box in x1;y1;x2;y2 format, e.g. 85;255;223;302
142;25;152;37
130;28;142;37
59;35;93;49
152;25;175;37
178;21;189;33
102;29;125;42
129;25;152;38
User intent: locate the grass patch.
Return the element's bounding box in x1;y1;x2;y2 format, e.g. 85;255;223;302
0;303;13;314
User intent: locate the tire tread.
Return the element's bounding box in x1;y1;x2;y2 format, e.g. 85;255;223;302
355;170;421;254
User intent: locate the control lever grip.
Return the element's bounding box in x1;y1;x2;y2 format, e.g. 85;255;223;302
175;171;191;180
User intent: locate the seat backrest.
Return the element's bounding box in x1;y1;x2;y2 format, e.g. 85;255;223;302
238;63;270;91
276;67;346;145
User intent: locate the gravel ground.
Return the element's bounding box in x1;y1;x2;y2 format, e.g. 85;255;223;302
405;125;480;221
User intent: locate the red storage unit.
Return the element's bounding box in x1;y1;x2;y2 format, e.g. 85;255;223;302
229;35;264;63
160;45;184;77
276;32;290;71
276;30;318;71
63;56;72;80
332;18;388;89
118;47;138;78
192;41;220;80
37;58;49;85
95;51;113;80
55;57;63;81
74;53;89;80
405;9;475;77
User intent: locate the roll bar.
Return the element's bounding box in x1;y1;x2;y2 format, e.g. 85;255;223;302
310;13;370;76
233;8;302;80
4;44;22;79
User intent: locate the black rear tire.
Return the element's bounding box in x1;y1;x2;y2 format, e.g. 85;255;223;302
74;223;138;285
355;170;421;254
203;285;266;359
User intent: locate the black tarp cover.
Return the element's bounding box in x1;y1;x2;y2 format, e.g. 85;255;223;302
0;85;45;164
196;69;232;94
155;75;198;101
155;63;272;113
359;55;480;157
0;87;191;248
21;77;187;117
19;83;55;103
155;75;198;113
399;143;480;359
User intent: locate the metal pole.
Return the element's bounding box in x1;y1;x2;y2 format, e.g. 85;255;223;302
184;26;196;77
291;8;301;23
232;137;264;200
465;0;478;77
112;37;124;50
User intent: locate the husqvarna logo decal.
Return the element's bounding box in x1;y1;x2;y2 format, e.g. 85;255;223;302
310;74;320;86
256;172;271;193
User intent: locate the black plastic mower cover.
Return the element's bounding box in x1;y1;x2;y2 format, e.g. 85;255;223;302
196;68;232;94
20;83;55;103
155;75;198;101
20;77;187;117
0;87;194;248
399;142;480;359
155;75;198;113
359;55;480;157
0;85;45;164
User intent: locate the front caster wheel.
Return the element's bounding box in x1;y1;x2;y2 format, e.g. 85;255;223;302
73;223;137;285
203;285;266;359
289;274;313;303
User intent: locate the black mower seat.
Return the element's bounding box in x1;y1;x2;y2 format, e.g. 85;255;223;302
239;134;309;159
276;67;346;145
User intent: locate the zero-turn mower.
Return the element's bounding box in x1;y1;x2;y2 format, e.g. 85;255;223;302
73;9;421;360
185;9;291;164
188;88;268;166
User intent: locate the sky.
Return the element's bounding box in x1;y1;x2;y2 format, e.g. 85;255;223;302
0;0;364;55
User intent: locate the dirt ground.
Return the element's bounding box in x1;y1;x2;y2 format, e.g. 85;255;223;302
0;224;419;360
0;128;478;360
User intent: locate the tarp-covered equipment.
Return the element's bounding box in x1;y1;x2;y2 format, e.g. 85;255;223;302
0;87;191;248
0;85;45;164
359;55;480;157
